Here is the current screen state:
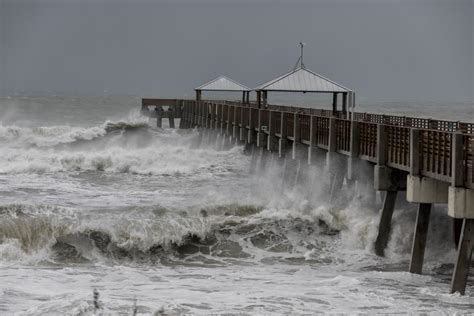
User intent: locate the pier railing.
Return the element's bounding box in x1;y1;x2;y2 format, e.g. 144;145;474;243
176;99;474;190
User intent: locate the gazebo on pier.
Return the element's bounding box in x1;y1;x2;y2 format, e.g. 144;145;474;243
254;43;353;114
195;75;251;103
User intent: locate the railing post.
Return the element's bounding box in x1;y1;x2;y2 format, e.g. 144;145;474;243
193;101;198;128
210;103;216;129
376;124;387;165
350;121;360;158
309;116;316;147
203;103;208;129
292;113;304;160
267;111;279;152
220;104;225;134
280;112;287;138
232;106;238;140
199;101;203;128
409;129;421;175
452;133;465;188
156;106;162;128
308;115;318;165
178;100;184;129
293;113;300;143
256;109;266;148
226;105;232;137
279;112;289;158
328;118;337;153
168;108;175;128
239;107;246;142
347;121;360;181
247;109;257;145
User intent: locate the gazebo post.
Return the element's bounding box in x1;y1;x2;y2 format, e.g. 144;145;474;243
247;91;250;103
242;91;246;103
257;91;262;108
196;90;202;101
342;92;348;114
263;91;268;108
332;93;338;115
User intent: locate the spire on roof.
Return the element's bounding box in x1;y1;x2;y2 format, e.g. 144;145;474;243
293;42;306;70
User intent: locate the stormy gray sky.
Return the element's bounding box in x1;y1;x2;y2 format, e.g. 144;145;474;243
1;0;473;102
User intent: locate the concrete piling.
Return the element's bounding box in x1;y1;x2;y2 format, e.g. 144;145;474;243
451;219;474;295
409;203;432;274
374;190;398;256
168;109;175;128
156;107;163;128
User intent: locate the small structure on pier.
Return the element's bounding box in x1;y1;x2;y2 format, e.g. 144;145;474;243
255;43;353;113
195;75;251;103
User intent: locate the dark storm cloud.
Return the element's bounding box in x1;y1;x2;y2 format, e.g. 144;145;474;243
1;0;472;102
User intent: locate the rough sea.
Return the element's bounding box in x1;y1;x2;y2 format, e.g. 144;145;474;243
0;95;473;314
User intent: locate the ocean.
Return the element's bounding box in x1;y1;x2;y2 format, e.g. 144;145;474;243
0;95;473;314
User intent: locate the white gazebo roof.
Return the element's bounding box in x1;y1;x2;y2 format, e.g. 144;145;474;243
195;75;251;92
255;66;350;93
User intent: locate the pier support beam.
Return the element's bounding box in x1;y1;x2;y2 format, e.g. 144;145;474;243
406;129;448;275
448;187;474;219
256;132;267;148
448;132;473;295
267;135;279;152
278;112;291;158
374;190;398;256
249;144;260;174
448;132;473;219
168;109;175;128
451;219;474;295
308;116;325;165
326;152;347;200
155;107;163;128
409;203;432;274
406;175;449;204
373;124;407;256
324;118;347;201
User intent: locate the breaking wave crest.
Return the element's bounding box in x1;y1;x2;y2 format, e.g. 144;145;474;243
0;113;150;148
0;113;241;175
0;203;342;266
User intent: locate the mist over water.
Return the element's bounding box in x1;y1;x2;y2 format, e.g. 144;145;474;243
0;96;472;314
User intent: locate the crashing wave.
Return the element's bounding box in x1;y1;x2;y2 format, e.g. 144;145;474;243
0;203;340;265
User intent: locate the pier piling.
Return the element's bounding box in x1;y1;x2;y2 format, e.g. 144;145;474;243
451;219;474;295
409;203;432;274
374;190;398;256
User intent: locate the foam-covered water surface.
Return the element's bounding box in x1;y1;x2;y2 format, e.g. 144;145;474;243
0;96;472;314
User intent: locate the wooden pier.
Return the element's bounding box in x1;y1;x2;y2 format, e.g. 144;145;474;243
142;97;474;295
